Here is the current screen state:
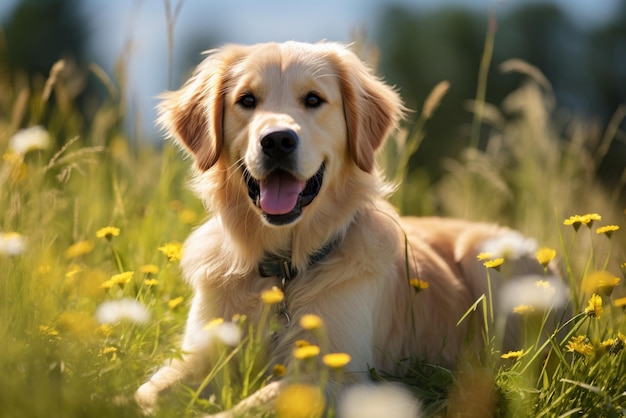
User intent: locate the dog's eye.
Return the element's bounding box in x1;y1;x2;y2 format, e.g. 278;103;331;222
237;94;257;109
303;92;324;108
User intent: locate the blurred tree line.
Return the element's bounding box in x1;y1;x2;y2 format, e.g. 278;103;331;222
1;0;624;193
376;2;626;188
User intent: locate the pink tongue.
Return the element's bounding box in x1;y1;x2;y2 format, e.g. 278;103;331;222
259;171;306;215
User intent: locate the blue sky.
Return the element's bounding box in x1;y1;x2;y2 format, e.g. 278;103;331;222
1;0;620;138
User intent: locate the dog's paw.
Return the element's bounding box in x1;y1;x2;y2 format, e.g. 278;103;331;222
135;382;159;416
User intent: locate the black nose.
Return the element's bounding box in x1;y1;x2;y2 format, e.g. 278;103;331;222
260;129;298;160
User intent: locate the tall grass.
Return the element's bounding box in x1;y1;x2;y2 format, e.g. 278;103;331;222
1;15;625;418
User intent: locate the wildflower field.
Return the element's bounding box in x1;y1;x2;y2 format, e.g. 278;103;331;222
1;24;626;418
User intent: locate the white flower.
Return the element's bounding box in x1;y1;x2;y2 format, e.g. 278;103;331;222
9;126;51;155
95;298;150;325
499;275;568;313
0;232;26;256
187;320;242;349
338;384;422;418
480;232;538;260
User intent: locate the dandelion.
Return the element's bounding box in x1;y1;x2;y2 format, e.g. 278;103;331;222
158;241;183;261
476;252;492;261
293;344;321;360
275;384;325;418
96;324;114;338
564;213;602;231
614;297;626;308
501;349;524;360
39;325;59;337
582;271;620;295
300;314;323;330
101;346;118;355
566;335;594;357
483;258;504;270
144;279;159;286
95;298;150;325
168;296;184;310
65;240;94;259
596;225;619;238
295;339;311;348
102;271;134;289
513;304;535;315
9;126;51;155
261;286;284;305
535;280;555;293
272;364;287;377
535;247;556;267
205;318;225;329
480;232;538;259
65;264;82;279
96;226;120;240
139;264;159;275
409;278;429;290
1;152;27;183
0;232;26;256
178;208;198;225
584;294;602;319
323;353;351;369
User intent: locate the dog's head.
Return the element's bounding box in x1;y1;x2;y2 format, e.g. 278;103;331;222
159;42;403;227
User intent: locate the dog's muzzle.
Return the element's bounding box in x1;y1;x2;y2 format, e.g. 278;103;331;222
244;162;325;226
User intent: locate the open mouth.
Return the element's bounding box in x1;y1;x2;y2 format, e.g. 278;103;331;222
244;163;325;225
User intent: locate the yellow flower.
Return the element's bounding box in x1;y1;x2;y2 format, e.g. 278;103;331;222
261;286;284;305
168;296;184;310
39;325;59;337
613;297;626;308
293;344;321;360
476;252;493;261
140;264;160;275
409;278;429;290
582;271;620;295
143;279;159;286
596;225;619;238
300;314;323;330
178;208;198;225
65;264;83;279
566;335;594;357
65;240;94;259
101;271;134;289
483;258;504;270
275;383;325;418
158;241;183;261
96;226;120;240
322;352;351;368
584;294;603;319
295;339;311;348
101;346;118;355
564;213;602;230
2;152;27;183
513;304;535;315
204;318;224;329
96;324;114;338
500;349;524;360
272;364;287;377
535;247;556;267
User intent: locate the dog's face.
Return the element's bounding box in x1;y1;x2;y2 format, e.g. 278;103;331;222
159;42;402;226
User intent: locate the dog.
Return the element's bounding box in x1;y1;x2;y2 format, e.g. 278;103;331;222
135;41;564;416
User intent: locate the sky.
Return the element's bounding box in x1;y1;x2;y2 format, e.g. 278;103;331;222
0;0;621;138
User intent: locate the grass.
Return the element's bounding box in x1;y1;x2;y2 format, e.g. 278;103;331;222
1;14;625;418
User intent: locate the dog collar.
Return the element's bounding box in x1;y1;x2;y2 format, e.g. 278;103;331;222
258;238;338;281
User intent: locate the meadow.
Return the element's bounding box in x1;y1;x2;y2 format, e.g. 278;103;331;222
1;23;625;418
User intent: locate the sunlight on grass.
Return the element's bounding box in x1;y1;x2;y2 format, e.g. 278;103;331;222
1;14;625;418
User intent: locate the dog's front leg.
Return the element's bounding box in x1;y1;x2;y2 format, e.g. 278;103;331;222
136;291;215;415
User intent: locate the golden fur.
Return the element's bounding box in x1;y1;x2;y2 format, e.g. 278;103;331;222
136;41;555;416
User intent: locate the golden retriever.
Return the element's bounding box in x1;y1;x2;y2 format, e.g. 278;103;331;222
136;41;563;416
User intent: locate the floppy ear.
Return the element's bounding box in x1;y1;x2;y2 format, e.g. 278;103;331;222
157;46;245;171
333;46;404;172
